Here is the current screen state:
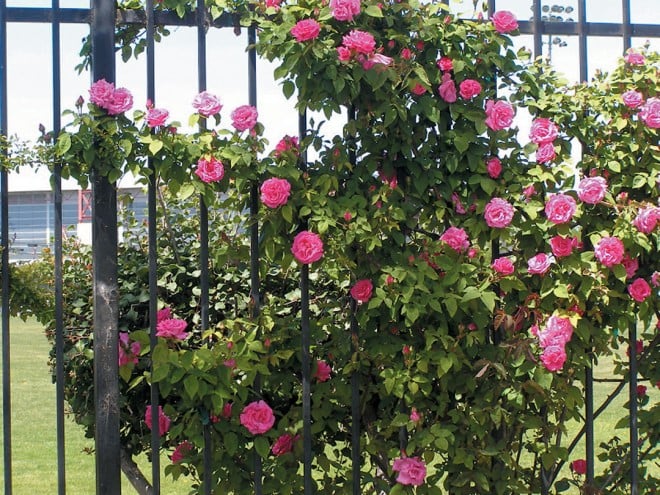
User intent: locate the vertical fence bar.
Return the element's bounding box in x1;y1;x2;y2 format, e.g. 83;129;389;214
145;0;162;493
532;0;543;58
51;1;66;493
622;0;632;51
0;0;11;493
247;21;264;495
90;0;122;493
629;320;639;495
298;111;313;495
195;2;213;494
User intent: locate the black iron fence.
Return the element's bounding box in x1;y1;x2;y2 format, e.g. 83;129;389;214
0;1;658;494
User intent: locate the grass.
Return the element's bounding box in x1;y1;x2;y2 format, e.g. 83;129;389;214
0;318;657;493
0;318;190;494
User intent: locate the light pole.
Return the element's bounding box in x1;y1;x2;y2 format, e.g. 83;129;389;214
531;3;575;62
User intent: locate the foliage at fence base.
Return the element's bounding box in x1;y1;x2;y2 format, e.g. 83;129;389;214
10;1;660;494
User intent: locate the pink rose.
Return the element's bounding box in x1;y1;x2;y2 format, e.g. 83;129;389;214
89;79;115;108
492;257;515;275
313;359;332;382
192;90;222;117
291;231;324;264
240;400;275;435
118;332;141;367
536;142;556;164
632;206;660;234
529;118;559;144
436;56;453;71
622;90;644;109
195;156;225;183
485;100;515;131
628;278;651;303
337;46;352;62
486;157;502;179
491;10;518;34
145;405;171;435
622;255;639;279
171;441;193;464
222;402;233;419
411;83;427;96
570;459;587;475
484;197;515;228
231;105;258;132
146;107;169;128
156;318;188;340
260;178;291;208
350;279;373;302
540;345;567;372
451;192;466;214
637;385;647;397
440;226;469;252
361;53;393;70
265;0;282;9
594;237;625;267
651;271;660;287
274;135;299;157
537;315;573;348
523;184;536;199
527;253;554;275
545;193;577;224
577;176;607;204
290;19;321;42
342;30;376;55
157;307;171;322
271;433;299;456
459;79;482;99
106;87;133;115
400;48;413;60
639;97;660;128
392;457;426;486
624;51;645;65
330;0;361;21
549;235;575;258
438;73;456;103
409;408;421;422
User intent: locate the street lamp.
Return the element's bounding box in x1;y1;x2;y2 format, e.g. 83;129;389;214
531;4;575;62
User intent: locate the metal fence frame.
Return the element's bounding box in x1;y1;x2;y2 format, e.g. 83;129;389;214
0;0;658;494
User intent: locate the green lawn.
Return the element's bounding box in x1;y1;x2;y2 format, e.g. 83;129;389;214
0;318;190;494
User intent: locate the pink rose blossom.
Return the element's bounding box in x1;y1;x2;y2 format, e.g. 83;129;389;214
271;433;299;456
459;79;482;99
337;46;352;62
440;226;469;252
622;90;644;109
171;441;193;464
350;279;373;302
145;405;171;435
260;178;291;208
192;91;222;117
240;400;275;435
361;53;393;70
118;332;141;367
492;257;515;275
195;156;225;183
484;197;515;228
594;237;625;267
156;318;188;340
89;79;115;108
330;0;361;22
527;253;554;275
628;278;651;303
571;459;587;475
485;100;515;131
409;408;421;422
437;73;457;103
290;19;321;42
632;206;660;234
549;235;575;258
540;345;567;372
577;176;607;204
401;48;413;60
545;193;577;224
651;272;660;287
491;10;518;33
392;457;427;486
529;118;559;144
639;97;660;128
636;385;647;397
146;107;169;128
523;184;536;199
274;135;299;157
451;192;466;214
622;254;639;278
537;315;573;348
106;87;133;115
265;0;282;9
411;83;426;96
342;30;376;54
436;56;453;71
624;51;645;65
486;157;502;179
344;211;352;222
536;142;556;164
157;307;171;322
222;402;233;419
231;105;258;131
291;231;324;264
314;359;332;382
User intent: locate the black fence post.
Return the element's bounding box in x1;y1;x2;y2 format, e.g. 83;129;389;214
90;0;121;493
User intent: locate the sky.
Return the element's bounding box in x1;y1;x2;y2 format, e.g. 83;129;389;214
4;0;660;192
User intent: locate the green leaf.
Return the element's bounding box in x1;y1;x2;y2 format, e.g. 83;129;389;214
184;375;199;399
149;139;163;155
55;133;71;156
364;5;384;17
254;436;270;459
178;183;196;201
282;80;295;100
